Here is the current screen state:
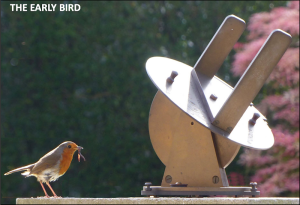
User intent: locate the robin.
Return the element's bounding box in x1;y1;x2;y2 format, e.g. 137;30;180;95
4;141;86;198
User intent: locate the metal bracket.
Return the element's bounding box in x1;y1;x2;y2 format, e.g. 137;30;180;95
141;184;260;197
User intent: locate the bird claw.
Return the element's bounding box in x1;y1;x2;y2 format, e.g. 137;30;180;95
40;195;50;198
37;195;62;199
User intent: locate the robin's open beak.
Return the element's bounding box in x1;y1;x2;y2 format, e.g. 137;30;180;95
77;146;86;162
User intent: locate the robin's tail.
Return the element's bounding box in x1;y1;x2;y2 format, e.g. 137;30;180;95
4;164;35;176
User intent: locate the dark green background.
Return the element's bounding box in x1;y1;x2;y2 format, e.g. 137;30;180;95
1;1;287;204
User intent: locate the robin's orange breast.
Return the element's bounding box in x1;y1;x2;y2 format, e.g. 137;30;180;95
58;149;74;175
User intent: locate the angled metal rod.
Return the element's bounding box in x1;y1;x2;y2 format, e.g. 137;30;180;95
194;15;246;78
193;15;246;122
213;29;292;132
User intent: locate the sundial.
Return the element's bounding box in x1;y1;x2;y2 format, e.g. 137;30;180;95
141;15;291;196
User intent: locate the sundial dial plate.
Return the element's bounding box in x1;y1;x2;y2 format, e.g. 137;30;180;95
146;56;274;150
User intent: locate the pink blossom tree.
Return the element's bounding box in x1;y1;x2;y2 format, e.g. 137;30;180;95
232;1;299;197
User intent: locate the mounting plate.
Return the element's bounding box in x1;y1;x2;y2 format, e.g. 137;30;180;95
141;186;260;197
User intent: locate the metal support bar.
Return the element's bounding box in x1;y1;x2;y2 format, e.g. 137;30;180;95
194;15;245;78
213;29;292;132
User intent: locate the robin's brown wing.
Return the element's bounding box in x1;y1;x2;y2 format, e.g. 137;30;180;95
30;148;63;175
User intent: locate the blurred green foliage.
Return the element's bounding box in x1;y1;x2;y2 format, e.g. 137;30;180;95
1;1;287;204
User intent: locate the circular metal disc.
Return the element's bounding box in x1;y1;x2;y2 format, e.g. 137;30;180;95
146;57;274;150
149;91;240;168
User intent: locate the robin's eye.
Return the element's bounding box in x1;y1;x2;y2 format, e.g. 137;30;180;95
68;145;71;148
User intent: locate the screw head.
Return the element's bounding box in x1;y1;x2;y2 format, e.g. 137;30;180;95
226;127;233;133
165;175;172;183
213;120;219;125
212;176;219;184
210;94;218;101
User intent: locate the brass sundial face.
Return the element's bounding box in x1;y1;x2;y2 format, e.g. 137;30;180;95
149;91;241;169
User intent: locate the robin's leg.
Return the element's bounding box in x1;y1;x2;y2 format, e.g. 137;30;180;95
39;181;50;198
45;181;60;198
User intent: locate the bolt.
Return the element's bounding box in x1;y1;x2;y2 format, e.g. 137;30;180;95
165;175;172;183
249;113;260;125
250;103;253;106
145;182;152;191
167;71;178;84
191;122;194;125
250;182;257;191
226;127;233;133
250;182;258;197
212;176;219;184
210;94;218;101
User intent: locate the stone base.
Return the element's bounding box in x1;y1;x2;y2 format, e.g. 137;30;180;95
16;197;299;204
